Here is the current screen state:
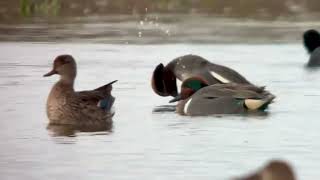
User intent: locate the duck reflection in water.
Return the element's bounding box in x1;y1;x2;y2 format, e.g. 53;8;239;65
44;55;116;136
152;105;177;113
47;122;113;137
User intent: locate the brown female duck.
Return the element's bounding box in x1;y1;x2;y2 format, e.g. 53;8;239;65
44;55;117;126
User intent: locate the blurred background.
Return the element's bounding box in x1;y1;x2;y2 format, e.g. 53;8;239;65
2;0;320;19
1;0;320;43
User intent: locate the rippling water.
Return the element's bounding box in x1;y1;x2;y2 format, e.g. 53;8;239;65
1;17;320;180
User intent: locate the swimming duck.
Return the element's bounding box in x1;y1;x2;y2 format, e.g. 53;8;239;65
303;29;320;67
44;55;117;126
151;54;253;97
169;77;275;116
303;29;320;54
234;160;296;180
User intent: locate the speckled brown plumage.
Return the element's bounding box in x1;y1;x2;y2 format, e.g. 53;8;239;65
44;55;116;127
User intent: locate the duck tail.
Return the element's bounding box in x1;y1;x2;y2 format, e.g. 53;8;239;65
244;95;275;111
95;80;118;92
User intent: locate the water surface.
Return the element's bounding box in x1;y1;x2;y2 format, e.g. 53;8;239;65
0;42;319;179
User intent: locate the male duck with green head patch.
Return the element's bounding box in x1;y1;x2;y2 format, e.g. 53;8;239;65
151;54;263;97
169;77;275;116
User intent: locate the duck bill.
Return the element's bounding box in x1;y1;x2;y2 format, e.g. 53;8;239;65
169;95;182;103
43;69;57;77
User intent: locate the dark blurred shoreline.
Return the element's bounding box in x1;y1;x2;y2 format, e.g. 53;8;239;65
1;14;319;44
1;1;320;44
2;0;320;22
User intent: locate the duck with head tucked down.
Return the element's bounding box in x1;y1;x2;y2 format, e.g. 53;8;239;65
44;55;117;127
303;29;320;67
169;77;275;116
151;54;257;97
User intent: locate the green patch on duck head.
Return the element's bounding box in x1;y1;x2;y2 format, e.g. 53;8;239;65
183;79;207;91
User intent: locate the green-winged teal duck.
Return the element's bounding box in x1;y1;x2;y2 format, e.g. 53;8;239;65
303;29;320;54
169;77;275;116
303;29;320;67
234;160;296;180
44;55;117;126
152;54;253;97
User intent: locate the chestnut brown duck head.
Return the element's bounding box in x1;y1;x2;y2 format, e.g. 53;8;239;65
44;55;117;127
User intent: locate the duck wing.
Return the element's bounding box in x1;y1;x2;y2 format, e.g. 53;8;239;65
77;90;105;104
211;83;266;93
197;83;267;100
76;80;117;111
183;84;275;115
205;63;251;84
94;80;117;92
168;54;252;85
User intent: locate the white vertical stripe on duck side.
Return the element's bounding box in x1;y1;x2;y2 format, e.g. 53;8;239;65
184;98;193;115
210;71;231;83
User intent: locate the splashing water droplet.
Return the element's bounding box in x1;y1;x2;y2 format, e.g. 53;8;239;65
165;30;170;36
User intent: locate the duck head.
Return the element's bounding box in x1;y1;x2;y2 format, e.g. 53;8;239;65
303;29;320;54
235;160;296;180
260;160;295;180
169;77;208;103
151;63;178;97
44;55;77;83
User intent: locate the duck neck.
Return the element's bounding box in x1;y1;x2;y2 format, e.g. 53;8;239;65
57;75;75;91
